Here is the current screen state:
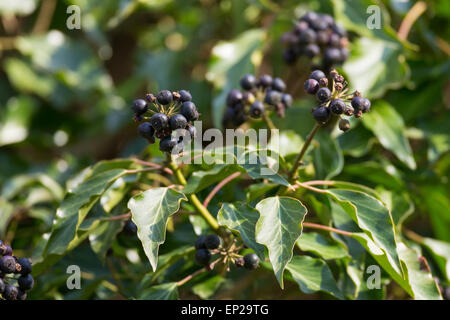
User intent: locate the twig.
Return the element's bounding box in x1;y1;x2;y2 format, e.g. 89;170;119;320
203;172;242;208
287;123;321;182
132;158;173;175
32;0;57;34
295;181;328;194
397;1;427;41
303;222;354;237
176;258;222;287
103;212;131;221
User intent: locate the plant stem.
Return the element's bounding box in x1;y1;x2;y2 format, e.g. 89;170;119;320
295;181;328;194
262;112;276;141
287;123;321;182
403;228;424;244
397;1;427;41
203;172;242;208
176;258;222;287
303;222;354;237
168;157;220;231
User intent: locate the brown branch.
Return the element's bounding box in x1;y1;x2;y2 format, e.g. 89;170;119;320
303;222;354;237
397;1;427;41
32;0;57;34
132;158;173;175
176;258;222;287
203;172;242;208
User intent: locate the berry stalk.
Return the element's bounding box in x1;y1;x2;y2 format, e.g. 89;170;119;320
168;158;220;231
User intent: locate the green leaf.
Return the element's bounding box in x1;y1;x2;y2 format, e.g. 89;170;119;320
421;237;450;282
44;169;127;256
397;242;443;300
2;173;63;202
191;275;225;299
377;188;414;227
286;256;344;299
0;96;36;147
89;219;123;261
313;130;344;180
326;189;402;275
139;282;179;300
297;232;349;260
362;101;416;169
208;29;266;127
341;36;409;98
183;164;243;194
246;182;277;203
0;199;14;238
268;130;304;157
127;187;187;271
255;196;308;288
217;202;265;260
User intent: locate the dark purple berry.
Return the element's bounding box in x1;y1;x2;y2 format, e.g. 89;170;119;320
304;79;319;94
330;99;345;115
138;122;155;140
180;101;198;121
243;253;259;270
272;78;286;92
157;90;173;105
313;106;331;123
240;74;257;90
298;28;317;44
195;249;211;266
150;113;169;131
0;256;16;273
169;114;188;130
250;101;265;118
264;90;282;105
159;136;177;153
178;90;192;102
187;125;197;139
316;87;331;102
351;96;365;113
328;33;340;47
195;236;207;250
17;289;27;300
226;89;243;106
362;98;371;113
324;47;341;65
305;44;320;57
301;12;319;24
3;284;18;300
132;99;148;116
124;220;137;235
293;21;309;35
18;274;34;291
17;258;32;275
257;75;273;88
204;235;221;250
235;257;245;268
309;70;326;82
282;94;293;108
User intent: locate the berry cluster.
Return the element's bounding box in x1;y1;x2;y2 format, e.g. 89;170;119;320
304;69;371;131
0;240;33;300
282;12;349;69
132;90;198;154
222;74;292;128
194;235;260;271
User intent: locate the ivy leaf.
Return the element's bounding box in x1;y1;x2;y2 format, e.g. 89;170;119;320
326;189;402;275
138;282;179;300
192;275;225;299
2;173;63;202
44;169;127;256
297;232;349;260
0;199;14;238
421;237;450;282
255;196;307;288
89;219;123;261
127;187;187;271
183;164;242;194
217;202;265;260
286;255;344;299
362;101;416;170
313;130;344;180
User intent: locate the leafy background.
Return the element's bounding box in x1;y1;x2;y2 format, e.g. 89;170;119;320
0;0;449;300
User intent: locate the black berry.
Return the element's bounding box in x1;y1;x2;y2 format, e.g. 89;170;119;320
138;122;155;140
351;96;365;113
3;284;18;300
150;113;169;131
124;220;137;235
272;78;286;92
265;90;282;105
226;89;243;106
169;114;188;130
330;99;345;114
362;98;371;113
187;125;197;139
159;136;177;153
240;74;257;90
0;256;16;274
195;249;211;266
132;99;148;116
17;289;27;300
180;101;198;121
18;274;34;291
243;253;260;270
250;101;265;118
178;90;192;102
258;75;273;88
281;94;293;108
17;258;32;275
204;235;221;250
313;106;331;123
304;79;319;94
316;87;331;102
309;70;326;82
157;90;173;105
195;236;207;250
